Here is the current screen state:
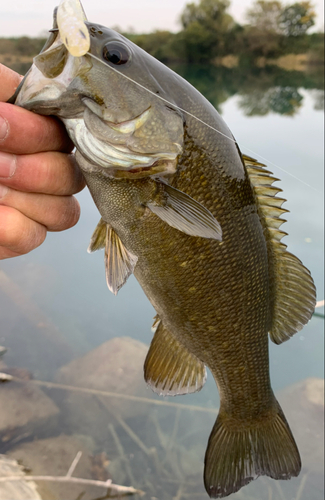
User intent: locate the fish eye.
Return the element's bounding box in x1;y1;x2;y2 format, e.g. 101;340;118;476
102;42;130;66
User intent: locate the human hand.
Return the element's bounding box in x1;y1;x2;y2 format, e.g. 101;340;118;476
0;63;85;259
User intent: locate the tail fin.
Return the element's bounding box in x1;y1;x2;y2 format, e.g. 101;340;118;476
204;401;301;498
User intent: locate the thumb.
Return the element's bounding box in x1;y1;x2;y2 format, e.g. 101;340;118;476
0;64;23;102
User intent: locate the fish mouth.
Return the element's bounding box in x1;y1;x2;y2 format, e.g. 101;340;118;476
15;39;92;117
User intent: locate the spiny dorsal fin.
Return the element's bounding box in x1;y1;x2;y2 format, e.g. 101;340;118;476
243;154;316;344
144;320;207;396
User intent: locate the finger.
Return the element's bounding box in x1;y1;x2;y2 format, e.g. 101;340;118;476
0;185;81;232
0;205;47;259
0;64;22;102
0;102;73;154
0;151;85;195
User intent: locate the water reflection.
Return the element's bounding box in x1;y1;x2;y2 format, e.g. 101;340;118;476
238;86;304;116
170;64;324;116
310;89;325;111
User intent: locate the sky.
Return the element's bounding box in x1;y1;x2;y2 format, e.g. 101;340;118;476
0;0;323;37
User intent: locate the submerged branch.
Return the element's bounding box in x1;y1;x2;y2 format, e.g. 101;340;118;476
108;423;136;486
66;450;82;478
0;475;141;495
0;449;143;496
295;473;308;500
9;375;218;413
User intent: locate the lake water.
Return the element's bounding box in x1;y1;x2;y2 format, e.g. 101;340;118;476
0;64;324;500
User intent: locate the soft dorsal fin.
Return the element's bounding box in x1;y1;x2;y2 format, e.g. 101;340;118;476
243;155;316;344
144;319;207;396
88;219;138;295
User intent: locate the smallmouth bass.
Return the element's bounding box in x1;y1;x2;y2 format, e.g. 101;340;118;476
11;5;316;498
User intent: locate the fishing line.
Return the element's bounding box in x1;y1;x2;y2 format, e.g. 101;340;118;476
87;52;320;193
87;53;235;143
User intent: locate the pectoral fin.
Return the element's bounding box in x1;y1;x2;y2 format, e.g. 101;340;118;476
88;219;138;295
144;319;207;396
148;183;222;240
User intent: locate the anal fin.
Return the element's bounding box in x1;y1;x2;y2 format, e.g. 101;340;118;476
144;320;207;396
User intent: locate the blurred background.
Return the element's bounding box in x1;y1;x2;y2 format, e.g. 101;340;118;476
0;0;324;36
0;1;324;499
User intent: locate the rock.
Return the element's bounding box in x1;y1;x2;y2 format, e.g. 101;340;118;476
237;378;325;500
304;378;324;406
7;435;105;500
278;377;324;474
54;337;151;441
0;454;42;500
0;380;59;449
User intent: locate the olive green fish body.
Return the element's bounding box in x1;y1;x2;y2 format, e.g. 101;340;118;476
84;126;270;403
13;12;316;498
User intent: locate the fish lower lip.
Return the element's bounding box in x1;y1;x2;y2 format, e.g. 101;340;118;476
22;101;62;114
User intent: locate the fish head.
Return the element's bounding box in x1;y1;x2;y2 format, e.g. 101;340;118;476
15;10;185;179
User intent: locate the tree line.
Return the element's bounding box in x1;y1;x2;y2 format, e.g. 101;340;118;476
126;0;323;64
0;0;323;66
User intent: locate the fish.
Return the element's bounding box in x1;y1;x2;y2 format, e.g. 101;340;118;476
11;3;316;498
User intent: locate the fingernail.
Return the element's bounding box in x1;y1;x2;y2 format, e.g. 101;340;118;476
0;184;8;199
0;114;9;142
0;152;17;178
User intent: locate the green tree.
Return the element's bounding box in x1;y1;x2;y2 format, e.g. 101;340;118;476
179;0;235;62
246;1;283;33
180;0;234;31
243;1;285;58
14;36;45;56
279;1;316;36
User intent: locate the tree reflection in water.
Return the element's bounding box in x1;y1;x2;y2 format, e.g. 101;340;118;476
238;86;304;116
169;64;324;116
